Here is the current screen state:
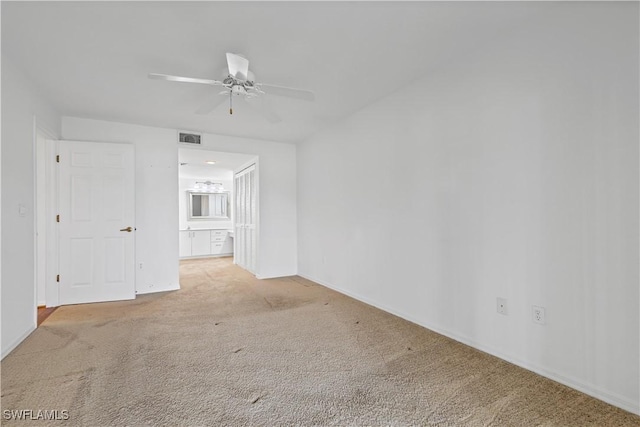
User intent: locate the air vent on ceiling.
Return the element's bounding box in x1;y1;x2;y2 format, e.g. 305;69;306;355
178;132;201;145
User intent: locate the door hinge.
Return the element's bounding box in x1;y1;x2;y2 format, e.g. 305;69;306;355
56;274;60;283
56;155;60;163
56;214;60;223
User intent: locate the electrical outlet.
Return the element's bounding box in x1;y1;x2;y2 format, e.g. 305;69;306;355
496;297;508;315
532;305;545;324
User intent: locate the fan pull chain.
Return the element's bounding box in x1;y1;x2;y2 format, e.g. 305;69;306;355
229;91;233;115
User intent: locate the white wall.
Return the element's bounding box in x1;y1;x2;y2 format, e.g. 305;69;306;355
1;56;61;358
62;118;297;280
179;177;233;231
297;3;639;414
197;134;297;279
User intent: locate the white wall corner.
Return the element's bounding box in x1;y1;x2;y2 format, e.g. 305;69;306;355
1;325;36;361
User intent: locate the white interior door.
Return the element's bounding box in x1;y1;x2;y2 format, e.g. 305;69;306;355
234;164;257;273
58;141;135;305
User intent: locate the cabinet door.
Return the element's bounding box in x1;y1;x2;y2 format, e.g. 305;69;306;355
191;230;212;256
179;231;192;257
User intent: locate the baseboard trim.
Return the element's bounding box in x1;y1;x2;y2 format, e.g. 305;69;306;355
1;325;36;360
179;254;232;260
256;271;297;280
298;272;640;416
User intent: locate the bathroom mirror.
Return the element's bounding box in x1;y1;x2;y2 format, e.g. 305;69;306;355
188;192;230;220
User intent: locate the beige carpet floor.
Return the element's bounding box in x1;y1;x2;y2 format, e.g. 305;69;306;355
2;257;640;426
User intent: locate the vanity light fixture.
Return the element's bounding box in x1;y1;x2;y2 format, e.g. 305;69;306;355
193;181;225;193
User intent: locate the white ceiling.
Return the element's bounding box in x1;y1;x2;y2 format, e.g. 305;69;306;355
178;148;255;180
2;2;541;143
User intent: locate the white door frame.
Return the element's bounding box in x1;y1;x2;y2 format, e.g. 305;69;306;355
44;137;59;307
33;118;59;312
38;136;138;308
176;147;260;276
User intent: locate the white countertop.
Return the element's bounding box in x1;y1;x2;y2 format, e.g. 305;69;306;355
179;228;232;232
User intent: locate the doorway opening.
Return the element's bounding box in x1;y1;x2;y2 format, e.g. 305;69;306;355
177;147;258;276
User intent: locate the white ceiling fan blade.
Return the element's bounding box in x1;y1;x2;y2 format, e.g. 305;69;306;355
244;97;282;124
195;93;227;115
258;83;315;101
226;53;249;81
148;73;224;86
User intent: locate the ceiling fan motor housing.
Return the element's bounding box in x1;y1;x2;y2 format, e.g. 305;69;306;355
231;85;247;96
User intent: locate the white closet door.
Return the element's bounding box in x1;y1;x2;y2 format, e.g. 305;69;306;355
246;167;256;272
234;164;257;274
234;173;244;267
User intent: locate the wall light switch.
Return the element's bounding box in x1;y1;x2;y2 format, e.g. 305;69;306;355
18;204;27;217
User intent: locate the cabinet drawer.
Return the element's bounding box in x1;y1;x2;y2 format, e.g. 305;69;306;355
211;241;225;254
211;230;228;243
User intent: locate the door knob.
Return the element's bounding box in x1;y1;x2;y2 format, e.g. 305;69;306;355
120;226;133;232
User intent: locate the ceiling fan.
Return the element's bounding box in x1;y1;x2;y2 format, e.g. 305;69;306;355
149;53;315;123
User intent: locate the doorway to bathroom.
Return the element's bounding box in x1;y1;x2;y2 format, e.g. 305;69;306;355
178;147;258;274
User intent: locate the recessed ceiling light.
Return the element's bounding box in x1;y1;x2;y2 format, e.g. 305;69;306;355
205;161;216;165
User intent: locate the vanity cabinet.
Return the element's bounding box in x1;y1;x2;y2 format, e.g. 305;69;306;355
180;229;233;258
211;230;233;255
180;230;213;257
